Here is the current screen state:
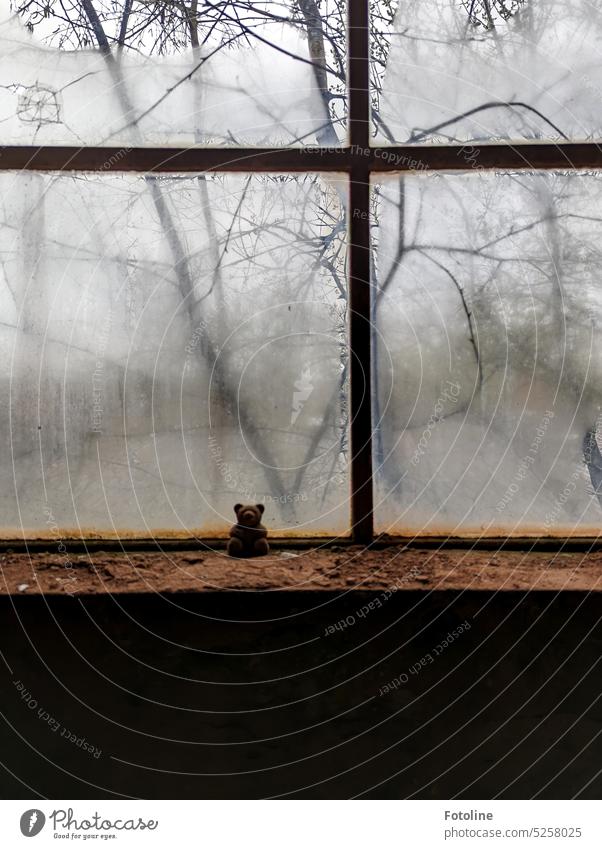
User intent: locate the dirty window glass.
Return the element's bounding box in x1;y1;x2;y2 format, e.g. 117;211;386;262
2;2;346;146
374;171;602;536
377;0;602;144
0;171;348;538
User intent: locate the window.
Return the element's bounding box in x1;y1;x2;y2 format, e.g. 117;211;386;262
1;0;601;543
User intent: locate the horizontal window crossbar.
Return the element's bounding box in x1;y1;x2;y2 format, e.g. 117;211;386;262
1;143;602;173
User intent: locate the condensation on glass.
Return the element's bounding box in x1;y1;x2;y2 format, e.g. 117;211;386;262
0;171;349;538
0;9;339;147
377;0;602;144
373;171;602;536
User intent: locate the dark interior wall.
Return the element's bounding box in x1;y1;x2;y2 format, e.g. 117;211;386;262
0;591;601;799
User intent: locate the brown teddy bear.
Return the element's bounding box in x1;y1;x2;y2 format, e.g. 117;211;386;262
227;503;269;557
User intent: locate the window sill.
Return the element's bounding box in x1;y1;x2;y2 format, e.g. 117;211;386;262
1;545;600;595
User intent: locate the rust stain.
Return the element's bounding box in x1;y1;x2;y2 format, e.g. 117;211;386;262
0;525;345;541
376;523;602;539
0;521;600;543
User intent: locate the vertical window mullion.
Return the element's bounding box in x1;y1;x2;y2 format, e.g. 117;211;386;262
348;0;374;543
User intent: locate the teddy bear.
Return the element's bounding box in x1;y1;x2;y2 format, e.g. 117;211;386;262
227;503;269;557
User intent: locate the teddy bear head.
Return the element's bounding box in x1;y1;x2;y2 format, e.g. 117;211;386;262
234;503;265;527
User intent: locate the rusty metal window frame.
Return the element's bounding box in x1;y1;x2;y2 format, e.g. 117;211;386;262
2;0;602;547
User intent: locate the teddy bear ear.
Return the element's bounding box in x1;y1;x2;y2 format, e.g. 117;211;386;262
234;503;242;514
256;503;265;514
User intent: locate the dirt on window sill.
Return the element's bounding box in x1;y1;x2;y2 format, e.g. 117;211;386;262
1;545;601;595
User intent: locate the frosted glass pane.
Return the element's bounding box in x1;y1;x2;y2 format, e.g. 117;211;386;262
378;0;602;144
374;171;602;536
0;6;342;147
0;171;348;538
